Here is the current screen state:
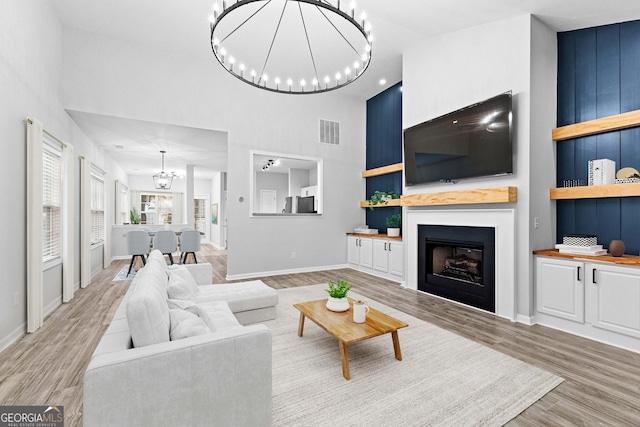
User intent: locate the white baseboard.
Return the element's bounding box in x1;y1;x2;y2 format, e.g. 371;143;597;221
226;264;349;281
44;298;62;318
516;314;536;325
0;322;26;354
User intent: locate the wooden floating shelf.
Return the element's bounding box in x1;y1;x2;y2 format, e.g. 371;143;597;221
359;199;402;208
552;109;640;141
550;183;640;200
361;163;403;178
361;186;517;208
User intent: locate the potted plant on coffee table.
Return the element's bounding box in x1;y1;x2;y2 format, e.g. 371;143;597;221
386;213;401;237
325;280;352;312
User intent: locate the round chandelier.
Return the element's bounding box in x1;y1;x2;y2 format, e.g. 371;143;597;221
209;0;373;94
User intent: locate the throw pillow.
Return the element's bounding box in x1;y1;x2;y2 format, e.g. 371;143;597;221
169;309;210;340
168;265;200;295
167;275;196;300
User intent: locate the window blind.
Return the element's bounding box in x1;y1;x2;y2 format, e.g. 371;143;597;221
90;172;105;244
42;143;62;262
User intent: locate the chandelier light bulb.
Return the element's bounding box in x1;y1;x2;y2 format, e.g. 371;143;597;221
349;1;356;18
345;67;351;75
213;3;219;12
368;35;374;43
365;44;371;53
312;78;318;87
365;22;372;32
213;38;220;46
287;78;293;86
209;14;215;24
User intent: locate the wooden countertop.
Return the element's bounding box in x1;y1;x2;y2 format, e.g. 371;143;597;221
346;232;402;241
534;249;640;267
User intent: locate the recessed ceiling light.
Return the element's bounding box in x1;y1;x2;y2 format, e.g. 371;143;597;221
379;79;386;85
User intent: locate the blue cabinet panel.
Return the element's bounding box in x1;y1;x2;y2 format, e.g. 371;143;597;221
366;206;402;235
557;21;640;252
621;197;640;255
556;201;576;243
596;198;621;248
596;25;621;118
574;29;597;123
557;32;576;126
621;21;640;112
366;82;403;169
365;83;403;232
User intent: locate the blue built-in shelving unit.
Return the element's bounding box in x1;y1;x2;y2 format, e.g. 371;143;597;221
365;82;403;232
557;20;640;254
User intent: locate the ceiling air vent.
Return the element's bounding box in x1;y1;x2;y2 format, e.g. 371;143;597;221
319;119;340;145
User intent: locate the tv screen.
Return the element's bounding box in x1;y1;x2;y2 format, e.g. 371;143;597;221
404;92;512;186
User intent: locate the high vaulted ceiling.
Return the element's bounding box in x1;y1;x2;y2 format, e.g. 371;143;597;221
51;0;640;178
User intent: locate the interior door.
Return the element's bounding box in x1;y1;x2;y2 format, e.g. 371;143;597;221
260;190;277;213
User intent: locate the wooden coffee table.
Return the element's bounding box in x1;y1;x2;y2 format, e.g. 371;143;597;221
293;299;408;380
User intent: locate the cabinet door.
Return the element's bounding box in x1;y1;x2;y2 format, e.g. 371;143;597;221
373;240;389;273
535;257;584;323
347;236;360;265
388;240;404;278
359;238;373;269
589;264;640;338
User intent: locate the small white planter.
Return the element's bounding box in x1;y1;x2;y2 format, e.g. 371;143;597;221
387;228;400;237
326;296;350;312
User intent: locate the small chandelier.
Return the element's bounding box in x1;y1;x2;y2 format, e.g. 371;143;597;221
209;0;373;94
153;151;177;190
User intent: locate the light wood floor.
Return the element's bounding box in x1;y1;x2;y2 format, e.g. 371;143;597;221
1;244;640;426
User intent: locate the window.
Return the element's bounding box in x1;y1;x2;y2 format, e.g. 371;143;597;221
140;193;173;224
90;172;105;244
42;141;62;262
118;183;128;225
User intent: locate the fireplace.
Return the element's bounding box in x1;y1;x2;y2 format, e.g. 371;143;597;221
418;225;495;312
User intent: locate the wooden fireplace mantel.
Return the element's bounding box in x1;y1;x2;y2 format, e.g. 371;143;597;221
360;186;517;208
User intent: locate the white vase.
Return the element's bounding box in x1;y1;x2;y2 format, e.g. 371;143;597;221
387;228;400;237
326;296;350;312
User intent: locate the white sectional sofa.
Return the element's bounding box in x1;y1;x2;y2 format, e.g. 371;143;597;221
83;250;278;426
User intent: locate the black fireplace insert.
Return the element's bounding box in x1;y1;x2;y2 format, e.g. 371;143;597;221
418;225;495;312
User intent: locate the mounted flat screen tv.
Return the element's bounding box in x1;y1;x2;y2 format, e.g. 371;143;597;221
404;92;512;186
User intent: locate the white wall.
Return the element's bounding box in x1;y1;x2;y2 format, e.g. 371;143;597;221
61;27;366;279
0;1;126;350
403;15;556;319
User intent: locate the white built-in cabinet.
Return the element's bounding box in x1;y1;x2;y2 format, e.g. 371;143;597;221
348;235;403;283
536;257;585;323
535;255;640;349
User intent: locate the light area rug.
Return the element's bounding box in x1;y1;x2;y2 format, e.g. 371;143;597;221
265;284;563;426
112;265;137;281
